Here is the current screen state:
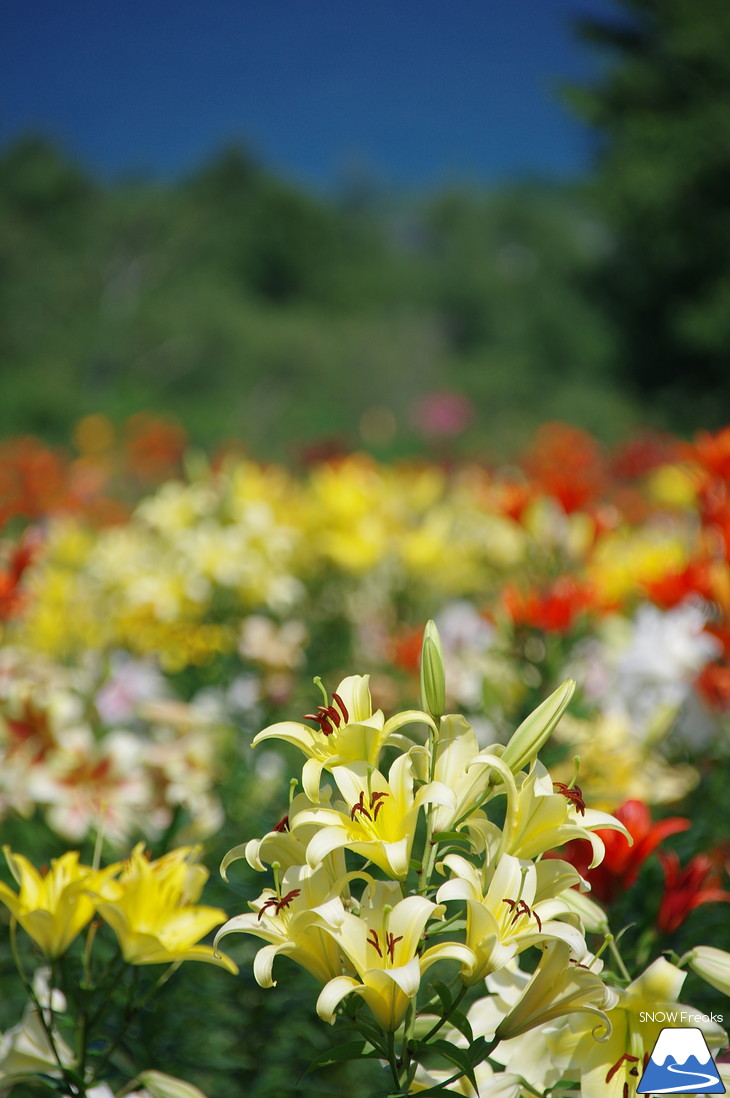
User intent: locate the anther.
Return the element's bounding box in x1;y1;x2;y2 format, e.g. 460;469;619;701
386;932;403;962
257;888;301;921
367;929;383;957
332;692;349;723
553;782;586;815
605;1053;638;1084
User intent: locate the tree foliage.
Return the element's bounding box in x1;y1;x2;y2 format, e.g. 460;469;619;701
569;0;730;426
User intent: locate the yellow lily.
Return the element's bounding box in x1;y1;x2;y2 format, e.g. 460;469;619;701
499;761;631;867
494;939;616;1043
316;880;475;1030
425;714;518;837
0;846;117;958
221;791;340;876
550;955;728;1098
92;844;237;972
251;675;434;800
214;861;347;988
291;753;447;880
437;853;586;984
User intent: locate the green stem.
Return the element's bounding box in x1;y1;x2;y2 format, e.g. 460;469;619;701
386;1029;400;1090
9;922;78;1090
419;983;469;1045
87;963;178;1085
606;934;632;984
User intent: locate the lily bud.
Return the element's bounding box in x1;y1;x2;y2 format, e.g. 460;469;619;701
688;946;730;996
137;1071;209;1098
501;679;576;775
420;620;446;722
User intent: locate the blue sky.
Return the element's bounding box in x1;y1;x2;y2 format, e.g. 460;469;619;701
2;0;619;190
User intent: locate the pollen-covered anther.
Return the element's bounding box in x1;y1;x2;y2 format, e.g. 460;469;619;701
501;897;542;931
605;1053;639;1085
367;929;383;957
386;931;403;962
303;704;341;734
351;791;371;821
257;888;302;921
273;815;289;833
553;781;586;815
350;790;389;822
370;791;388;820
331;691;349;723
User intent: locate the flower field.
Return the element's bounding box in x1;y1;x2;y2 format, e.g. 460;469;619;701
1;414;730;1097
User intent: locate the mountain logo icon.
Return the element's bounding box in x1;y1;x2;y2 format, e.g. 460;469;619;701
637;1027;725;1093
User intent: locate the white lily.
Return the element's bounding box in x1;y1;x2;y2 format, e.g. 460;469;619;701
550;954;728;1098
316;879;474;1030
214;862;346;988
291;752;449;880
499;761;631;867
251;675;434;800
437;853;586;984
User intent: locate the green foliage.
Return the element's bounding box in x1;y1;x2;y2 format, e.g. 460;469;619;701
0;135;642;456
567;0;730;426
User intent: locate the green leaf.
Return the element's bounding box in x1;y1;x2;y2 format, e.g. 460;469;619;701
431;829;475;847
447;1008;474;1046
301;1039;380;1076
429;979;453;1012
418;1038;478;1090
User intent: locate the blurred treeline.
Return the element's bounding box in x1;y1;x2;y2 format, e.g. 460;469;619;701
1;0;729;458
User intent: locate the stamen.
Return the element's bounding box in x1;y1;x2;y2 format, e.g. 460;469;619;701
386;932;403;962
371;791;389;820
273;815;289;832
553;781;586;815
325;704;341;728
605;1053;639;1084
257;888;301;921
351;791;372;821
332;692;349;723
367;929;383;957
501;897;541;931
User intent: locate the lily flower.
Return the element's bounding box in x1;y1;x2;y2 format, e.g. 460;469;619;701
425;714;518;837
549;954;727;1098
291;753;447;880
657;850;730;934
91;844;237;972
437;853;587;984
494;940;615;1043
0;846;118;958
221;790;340;876
214;862;347;988
251;675;434;800
316;879;474;1030
499;762;630;867
0;968;76;1084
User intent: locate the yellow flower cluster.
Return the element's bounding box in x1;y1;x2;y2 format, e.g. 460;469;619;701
219;670;615;1032
10;456;528;665
217;641;729;1094
0;842;236;972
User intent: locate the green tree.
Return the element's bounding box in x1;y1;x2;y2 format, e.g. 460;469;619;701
569;0;730;427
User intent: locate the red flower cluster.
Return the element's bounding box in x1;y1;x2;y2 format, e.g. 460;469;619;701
657;851;730;935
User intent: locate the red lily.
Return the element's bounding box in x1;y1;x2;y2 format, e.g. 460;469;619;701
657;851;730;935
556;799;690;904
